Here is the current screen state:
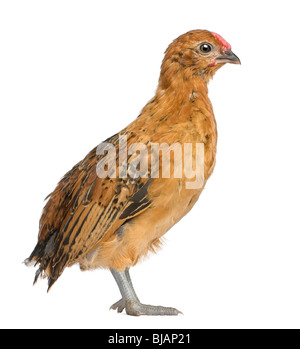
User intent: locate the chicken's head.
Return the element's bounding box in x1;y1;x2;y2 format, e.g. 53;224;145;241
159;30;240;88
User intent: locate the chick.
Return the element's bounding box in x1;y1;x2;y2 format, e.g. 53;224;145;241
25;30;240;316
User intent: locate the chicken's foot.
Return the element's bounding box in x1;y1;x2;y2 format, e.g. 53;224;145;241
110;268;182;316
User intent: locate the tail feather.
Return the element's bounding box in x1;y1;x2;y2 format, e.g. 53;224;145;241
25;229;60;290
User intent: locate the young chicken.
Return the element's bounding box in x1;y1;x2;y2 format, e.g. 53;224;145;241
25;29;240;316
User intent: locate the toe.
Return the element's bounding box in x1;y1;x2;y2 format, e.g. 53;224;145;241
125;300;182;316
110;299;126;313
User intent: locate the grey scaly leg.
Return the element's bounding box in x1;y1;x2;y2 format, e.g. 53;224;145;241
124;269;140;301
110;268;182;316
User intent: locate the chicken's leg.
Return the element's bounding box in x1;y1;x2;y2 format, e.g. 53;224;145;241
110;269;182;316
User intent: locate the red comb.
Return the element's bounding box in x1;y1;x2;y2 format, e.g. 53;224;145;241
211;32;231;51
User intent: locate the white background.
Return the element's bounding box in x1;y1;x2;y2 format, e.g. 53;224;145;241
1;0;300;329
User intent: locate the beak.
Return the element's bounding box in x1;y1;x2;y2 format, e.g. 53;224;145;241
216;50;241;65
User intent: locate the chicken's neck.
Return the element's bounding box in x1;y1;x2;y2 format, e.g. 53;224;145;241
155;70;214;125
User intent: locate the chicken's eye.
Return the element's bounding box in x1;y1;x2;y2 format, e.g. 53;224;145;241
200;43;212;54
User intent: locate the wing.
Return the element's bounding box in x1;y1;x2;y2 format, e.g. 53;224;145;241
27;132;152;289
